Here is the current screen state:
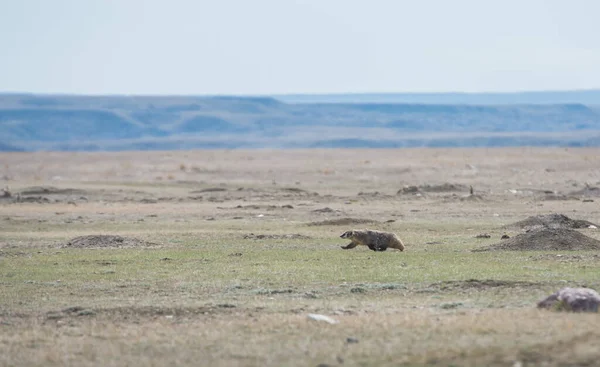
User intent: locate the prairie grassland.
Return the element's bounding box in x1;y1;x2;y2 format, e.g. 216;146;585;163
1;148;600;367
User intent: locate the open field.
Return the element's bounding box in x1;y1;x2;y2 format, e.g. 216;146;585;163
1;148;600;366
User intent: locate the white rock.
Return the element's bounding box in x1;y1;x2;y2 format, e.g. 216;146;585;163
538;287;600;312
307;313;339;324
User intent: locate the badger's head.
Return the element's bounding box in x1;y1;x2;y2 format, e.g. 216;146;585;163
340;230;354;239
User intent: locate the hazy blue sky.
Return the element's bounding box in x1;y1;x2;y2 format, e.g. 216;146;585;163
1;0;599;95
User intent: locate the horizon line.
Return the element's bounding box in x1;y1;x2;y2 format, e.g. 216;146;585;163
1;88;600;98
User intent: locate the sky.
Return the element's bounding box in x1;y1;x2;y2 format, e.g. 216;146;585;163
1;0;600;95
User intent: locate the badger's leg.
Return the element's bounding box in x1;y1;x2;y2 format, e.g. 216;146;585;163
341;241;358;249
372;243;388;251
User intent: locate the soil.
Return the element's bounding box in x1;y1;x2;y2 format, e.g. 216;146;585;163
61;235;162;249
190;187;227;193
430;279;540;290
505;213;598;230
397;183;467;195
312;207;339;213
3;149;600;367
569;186;600;197
529;254;600;262
20;186;87;196
242;233;312;240
473;228;600;252
308;217;379;226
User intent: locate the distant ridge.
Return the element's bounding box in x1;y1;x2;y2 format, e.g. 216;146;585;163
1;91;600;151
274;89;600;105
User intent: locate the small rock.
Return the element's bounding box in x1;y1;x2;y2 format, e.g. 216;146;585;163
307;313;339;324
475;233;491;238
346;337;359;344
501;234;510;239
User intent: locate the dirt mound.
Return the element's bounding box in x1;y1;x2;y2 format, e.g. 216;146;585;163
420;183;468;193
529;254;600;262
539;194;579;201
459;194;485;202
473;228;600;252
189;187;226;193
505;213;598;230
397;185;421;195
569;185;600;197
312;207;340;213
397;183;467;196
20;186;86;196
430;279;539;290
308;217;378;226
62;235;161;249
242;233;312;240
17;196;51;203
278;188;318;196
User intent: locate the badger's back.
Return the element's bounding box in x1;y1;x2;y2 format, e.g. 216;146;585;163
365;229;405;251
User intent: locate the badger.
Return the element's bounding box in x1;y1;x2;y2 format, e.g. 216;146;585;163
340;229;405;252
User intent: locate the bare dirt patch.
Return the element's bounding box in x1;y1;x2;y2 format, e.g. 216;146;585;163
61;235;162;249
529;254;600;262
0;250;29;258
419;183;468;192
15;196;52;203
44;305;241;322
312;207;340;213
459;194;485;202
242;233;312;240
505;213;598;230
569;185;600;197
429;279;540;291
307;218;379;226
229;204;294;210
397;183;467;196
189;187;227;193
473;228;600;252
20;186;87;196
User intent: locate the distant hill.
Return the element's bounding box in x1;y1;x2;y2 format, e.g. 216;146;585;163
1;92;600;151
0;141;24;152
274;90;600;105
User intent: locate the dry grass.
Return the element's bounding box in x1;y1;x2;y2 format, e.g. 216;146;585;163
1;148;600;366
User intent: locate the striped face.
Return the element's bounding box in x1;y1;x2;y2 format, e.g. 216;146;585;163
340;230;354;239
